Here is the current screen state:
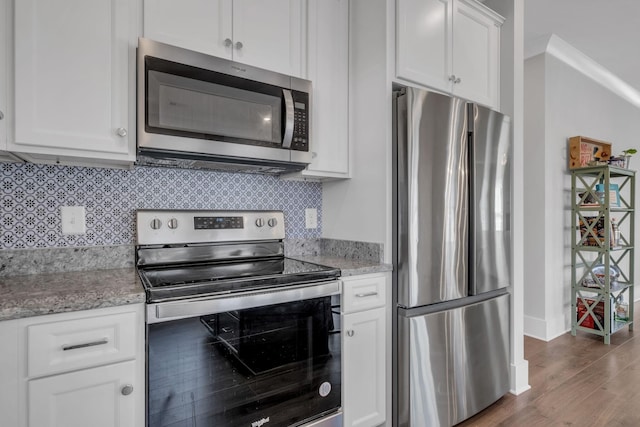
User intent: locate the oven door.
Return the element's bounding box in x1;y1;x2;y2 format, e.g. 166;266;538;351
137;38;311;165
146;281;341;427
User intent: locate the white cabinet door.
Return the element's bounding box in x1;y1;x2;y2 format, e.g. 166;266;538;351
11;0;137;165
0;320;19;427
396;0;502;109
28;360;138;427
0;0;8;152
452;0;501;108
343;307;386;427
396;0;453;93
232;0;303;76
144;0;304;77
144;0;233;58
298;0;349;179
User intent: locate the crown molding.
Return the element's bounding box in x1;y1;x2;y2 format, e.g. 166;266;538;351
524;34;640;108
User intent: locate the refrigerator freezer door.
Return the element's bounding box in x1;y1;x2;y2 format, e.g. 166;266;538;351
397;293;510;427
469;105;512;295
396;88;468;308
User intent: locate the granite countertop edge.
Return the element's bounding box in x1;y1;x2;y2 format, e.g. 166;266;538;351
0;268;146;322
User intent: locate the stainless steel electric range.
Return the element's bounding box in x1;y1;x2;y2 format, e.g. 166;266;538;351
136;209;342;427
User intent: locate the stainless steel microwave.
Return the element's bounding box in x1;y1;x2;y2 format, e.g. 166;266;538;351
136;38;312;174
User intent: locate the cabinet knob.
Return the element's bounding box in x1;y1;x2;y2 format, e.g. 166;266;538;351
235;41;243;50
454;77;461;84
347;330;355;337
121;384;134;396
0;110;4;120
116;127;127;137
448;75;456;82
224;38;233;47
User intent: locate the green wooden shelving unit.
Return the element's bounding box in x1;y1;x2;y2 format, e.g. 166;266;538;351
571;165;635;344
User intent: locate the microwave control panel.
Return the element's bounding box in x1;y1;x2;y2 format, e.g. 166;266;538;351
291;90;309;152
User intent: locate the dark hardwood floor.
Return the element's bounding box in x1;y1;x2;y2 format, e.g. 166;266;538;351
459;316;639;426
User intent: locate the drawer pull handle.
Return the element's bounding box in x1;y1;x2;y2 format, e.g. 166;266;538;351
62;338;109;351
355;292;378;298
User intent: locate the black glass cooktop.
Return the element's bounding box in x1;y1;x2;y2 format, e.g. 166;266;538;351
138;257;340;303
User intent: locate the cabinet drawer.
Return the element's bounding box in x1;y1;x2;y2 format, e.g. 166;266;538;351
342;275;386;314
27;311;138;378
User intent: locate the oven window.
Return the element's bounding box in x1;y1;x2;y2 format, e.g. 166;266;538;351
147;296;341;427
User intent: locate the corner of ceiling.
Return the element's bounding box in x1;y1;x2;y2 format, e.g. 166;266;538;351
524;33;640;108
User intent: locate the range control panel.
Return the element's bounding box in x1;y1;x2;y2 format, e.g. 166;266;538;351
136;210;285;245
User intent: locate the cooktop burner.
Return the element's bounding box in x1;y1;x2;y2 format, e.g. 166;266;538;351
138;257;340;302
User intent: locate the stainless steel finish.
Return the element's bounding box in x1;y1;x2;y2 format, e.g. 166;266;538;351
282;89;295;148
268;217;278;227
137;38;313;172
397;293;509;427
137;241;284;266
355;291;378;298
62;338;109;351
150;218;162;230
235;41;243;49
147;280;341;323
346;330;354;337
116;127;127;137
256;218;265;227
121;384;134;396
136;210;285;245
396;88;469;308
167;218;178;229
224;38;232;47
468;104;512;295
300;411;342;427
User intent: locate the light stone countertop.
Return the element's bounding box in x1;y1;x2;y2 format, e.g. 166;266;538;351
0;268;145;321
290;255;393;277
0;239;391;321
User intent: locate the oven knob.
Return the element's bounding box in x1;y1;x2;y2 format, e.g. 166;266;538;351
150;218;162;230
255;218;265;227
167;218;178;229
268;218;278;228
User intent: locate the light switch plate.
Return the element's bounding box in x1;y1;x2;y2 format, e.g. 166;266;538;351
60;206;86;235
305;208;318;229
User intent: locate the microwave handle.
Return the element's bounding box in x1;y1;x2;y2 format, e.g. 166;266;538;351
282;89;294;148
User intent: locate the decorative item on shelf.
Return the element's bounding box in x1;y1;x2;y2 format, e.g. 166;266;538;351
578;191;599;206
581;264;620;289
578;216;615;247
576;297;616;331
615;294;629;321
622;148;637;169
608;156;626;168
595;183;620;206
612;218;621;247
568;136;612;169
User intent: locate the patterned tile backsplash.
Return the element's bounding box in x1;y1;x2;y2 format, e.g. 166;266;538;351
1;162;322;249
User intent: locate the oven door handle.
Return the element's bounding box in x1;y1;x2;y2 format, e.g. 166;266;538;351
148;281;341;324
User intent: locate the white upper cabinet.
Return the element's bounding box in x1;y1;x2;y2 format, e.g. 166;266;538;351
451;0;502;107
283;0;349;181
144;0;305;77
396;0;503;109
10;0;139;167
0;0;8;152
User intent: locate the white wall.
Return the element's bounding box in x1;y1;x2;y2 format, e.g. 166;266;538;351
523;43;640;341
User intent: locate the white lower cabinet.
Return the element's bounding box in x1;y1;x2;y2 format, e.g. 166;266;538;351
342;273;387;427
0;319;19;427
9;304;145;427
28;360;138;427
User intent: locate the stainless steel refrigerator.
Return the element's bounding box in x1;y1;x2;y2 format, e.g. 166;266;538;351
392;86;511;427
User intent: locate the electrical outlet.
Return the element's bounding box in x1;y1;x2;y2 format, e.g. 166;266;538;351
60;206;86;235
305;208;318;229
